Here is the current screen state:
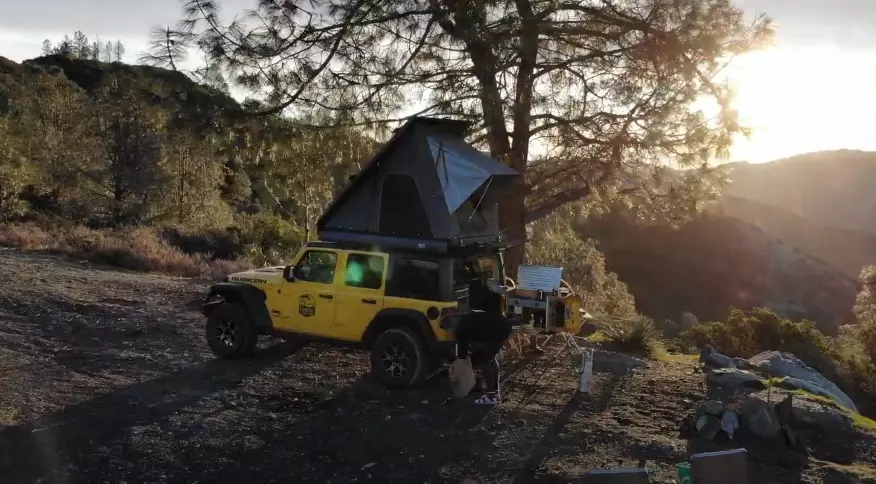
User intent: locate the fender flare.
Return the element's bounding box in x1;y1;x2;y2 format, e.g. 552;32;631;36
362;308;438;351
204;282;273;332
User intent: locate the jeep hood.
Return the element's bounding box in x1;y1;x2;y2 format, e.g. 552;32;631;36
226;266;285;284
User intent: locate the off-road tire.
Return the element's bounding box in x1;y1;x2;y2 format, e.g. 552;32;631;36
206;302;257;359
370;327;428;389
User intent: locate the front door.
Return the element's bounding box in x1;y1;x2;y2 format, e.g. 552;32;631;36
277;249;340;336
332;251;388;339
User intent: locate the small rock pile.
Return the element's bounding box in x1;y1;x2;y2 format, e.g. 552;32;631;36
683;394;801;445
689;399;740;440
683;345;861;447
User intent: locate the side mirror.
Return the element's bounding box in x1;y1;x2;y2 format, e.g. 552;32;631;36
282;265;295;282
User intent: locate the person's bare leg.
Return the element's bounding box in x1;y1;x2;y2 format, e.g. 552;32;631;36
475;355;501;405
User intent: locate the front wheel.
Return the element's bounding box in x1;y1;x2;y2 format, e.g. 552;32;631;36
206;302;257;359
370;327;429;389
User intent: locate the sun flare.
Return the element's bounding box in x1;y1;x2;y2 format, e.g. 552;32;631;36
725;45;876;163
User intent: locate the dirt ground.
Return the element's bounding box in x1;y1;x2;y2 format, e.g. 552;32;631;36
0;248;874;484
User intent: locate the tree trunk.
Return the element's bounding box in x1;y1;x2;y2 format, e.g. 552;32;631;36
499;185;527;281
501;5;537;280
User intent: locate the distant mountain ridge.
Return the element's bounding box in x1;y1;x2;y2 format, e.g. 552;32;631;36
724;150;876;236
579;150;876;332
581;211;857;335
718;150;876;279
716;195;876;279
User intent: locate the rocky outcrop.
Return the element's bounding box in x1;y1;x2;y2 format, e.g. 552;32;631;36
706;368;767;390
592;349;647;373
749;351;856;411
683;389;857;450
701;347;856;411
700;344;754;370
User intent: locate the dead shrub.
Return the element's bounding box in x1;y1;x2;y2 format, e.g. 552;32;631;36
0;223;54;250
0;222;250;279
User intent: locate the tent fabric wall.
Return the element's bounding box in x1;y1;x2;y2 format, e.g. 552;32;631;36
317;117;519;246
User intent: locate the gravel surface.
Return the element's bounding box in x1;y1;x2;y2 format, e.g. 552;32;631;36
0;249;873;483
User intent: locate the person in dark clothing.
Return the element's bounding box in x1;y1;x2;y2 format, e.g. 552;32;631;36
454;309;514;405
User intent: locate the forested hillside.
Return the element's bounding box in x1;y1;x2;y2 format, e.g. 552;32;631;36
0;54;376;263
580;209;859;334
718;194;876;279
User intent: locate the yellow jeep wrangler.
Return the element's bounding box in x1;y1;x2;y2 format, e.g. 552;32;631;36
202;241;504;389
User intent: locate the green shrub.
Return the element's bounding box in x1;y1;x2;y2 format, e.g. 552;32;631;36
161;212;306;267
526;209;636;319
602;314;661;355
231;212;305;266
679;308;839;376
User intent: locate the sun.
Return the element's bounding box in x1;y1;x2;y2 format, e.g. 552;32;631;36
724;45;876;163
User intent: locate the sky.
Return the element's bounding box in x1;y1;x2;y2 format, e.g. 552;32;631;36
2;0;875;164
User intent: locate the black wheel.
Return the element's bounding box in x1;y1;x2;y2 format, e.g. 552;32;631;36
206;302;257;359
370;327;428;389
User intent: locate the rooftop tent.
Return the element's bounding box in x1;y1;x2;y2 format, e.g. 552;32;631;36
429;136;519;214
317;117;520;252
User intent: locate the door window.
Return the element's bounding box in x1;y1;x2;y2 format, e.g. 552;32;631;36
293;251;338;284
344;254;386;289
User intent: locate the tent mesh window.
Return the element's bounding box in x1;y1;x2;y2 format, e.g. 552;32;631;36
378;174;433;238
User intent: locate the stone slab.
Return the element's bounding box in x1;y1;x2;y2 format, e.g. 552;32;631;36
582;468;650;484
690;448;747;484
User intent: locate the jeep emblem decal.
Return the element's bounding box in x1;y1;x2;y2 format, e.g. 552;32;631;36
299;294;316;317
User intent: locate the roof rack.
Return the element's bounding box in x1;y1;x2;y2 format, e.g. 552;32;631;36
316;229;508;256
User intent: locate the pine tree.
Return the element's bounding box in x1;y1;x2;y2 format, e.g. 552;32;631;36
72;31;90;59
113;41;125;62
92;36;102;61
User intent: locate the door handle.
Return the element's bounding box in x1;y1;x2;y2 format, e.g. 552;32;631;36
319;294;334;300
361;298;377;304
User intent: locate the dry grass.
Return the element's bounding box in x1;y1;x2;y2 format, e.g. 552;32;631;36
813;459;876;479
792;389;876;433
0;406;18;426
601;315;661;355
851;411;876;433
0;223;251;280
652;342;698;363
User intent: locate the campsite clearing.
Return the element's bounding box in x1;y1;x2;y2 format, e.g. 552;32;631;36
0;249;873;483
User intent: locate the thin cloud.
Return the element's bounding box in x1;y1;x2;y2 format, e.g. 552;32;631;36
735;0;876;48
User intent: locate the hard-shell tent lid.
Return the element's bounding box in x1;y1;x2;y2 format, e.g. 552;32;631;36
428;136;519;213
316;116;521;246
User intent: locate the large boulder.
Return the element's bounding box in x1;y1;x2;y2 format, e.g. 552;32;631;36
699;345;755;370
696;414;722;440
707;368;767;390
749;351;856;411
740;397;782;438
790;396;853;432
696;400;725;418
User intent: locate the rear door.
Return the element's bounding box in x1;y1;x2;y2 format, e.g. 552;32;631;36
332;251;388;339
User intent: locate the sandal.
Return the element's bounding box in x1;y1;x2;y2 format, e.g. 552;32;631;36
475;393;501;405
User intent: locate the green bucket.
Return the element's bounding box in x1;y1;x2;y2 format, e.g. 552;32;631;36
676;462;692;484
